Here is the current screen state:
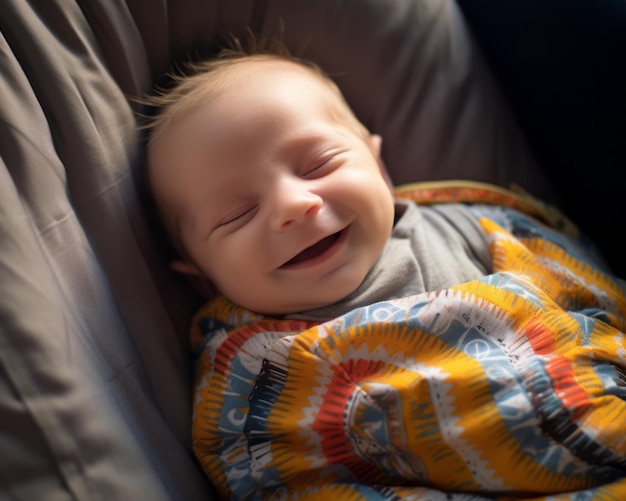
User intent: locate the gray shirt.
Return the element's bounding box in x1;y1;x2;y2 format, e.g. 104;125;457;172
291;201;492;321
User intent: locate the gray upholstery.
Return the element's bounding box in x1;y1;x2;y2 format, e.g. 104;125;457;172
0;1;552;499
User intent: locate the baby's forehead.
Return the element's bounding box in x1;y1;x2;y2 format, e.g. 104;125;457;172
148;55;364;168
210;57;355;119
160;58;336;134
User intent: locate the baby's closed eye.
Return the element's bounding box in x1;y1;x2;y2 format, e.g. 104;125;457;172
300;150;345;179
216;203;258;229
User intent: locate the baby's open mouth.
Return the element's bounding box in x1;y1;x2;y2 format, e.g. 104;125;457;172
281;230;344;268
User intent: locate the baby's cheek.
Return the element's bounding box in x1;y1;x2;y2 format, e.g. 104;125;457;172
212;246;255;286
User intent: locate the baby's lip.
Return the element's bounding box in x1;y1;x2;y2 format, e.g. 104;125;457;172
279;228;347;269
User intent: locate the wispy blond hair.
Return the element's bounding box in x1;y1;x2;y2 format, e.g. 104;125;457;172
142;36;368;147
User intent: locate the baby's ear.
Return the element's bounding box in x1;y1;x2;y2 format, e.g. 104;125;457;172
170;260;218;300
370;134;383;156
370;134;394;192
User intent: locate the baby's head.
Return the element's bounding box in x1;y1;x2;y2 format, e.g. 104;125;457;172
145;45;395;315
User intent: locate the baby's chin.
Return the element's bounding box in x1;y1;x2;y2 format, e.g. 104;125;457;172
251;281;364;317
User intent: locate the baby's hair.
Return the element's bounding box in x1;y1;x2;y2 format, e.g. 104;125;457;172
142;36;366;146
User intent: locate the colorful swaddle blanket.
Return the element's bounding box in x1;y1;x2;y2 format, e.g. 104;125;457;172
190;184;626;500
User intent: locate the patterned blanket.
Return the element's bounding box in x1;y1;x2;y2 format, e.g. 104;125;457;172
190;184;626;500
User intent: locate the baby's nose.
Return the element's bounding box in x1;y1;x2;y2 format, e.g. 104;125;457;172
270;182;323;231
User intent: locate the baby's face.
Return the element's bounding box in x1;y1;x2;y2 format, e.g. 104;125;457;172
149;59;395;314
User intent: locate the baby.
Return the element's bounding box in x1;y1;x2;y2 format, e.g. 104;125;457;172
145;46;493;320
144;44;626;500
